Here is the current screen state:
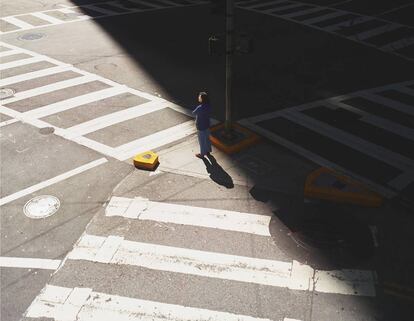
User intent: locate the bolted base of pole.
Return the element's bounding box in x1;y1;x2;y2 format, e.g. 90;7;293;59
209;122;260;155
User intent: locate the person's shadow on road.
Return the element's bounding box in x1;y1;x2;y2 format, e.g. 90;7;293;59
202;154;234;189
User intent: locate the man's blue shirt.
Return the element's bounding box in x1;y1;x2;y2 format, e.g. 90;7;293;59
192;103;211;131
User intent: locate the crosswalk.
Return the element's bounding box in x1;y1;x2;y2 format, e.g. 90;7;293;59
0;0;207;34
23;196;377;321
236;0;414;61
239;80;414;198
0;41;200;161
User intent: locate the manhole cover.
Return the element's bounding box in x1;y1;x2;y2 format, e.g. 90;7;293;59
0;88;15;99
24;195;60;219
19;33;45;41
39;127;55;135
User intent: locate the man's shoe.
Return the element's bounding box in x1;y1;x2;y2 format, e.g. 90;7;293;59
195;153;204;159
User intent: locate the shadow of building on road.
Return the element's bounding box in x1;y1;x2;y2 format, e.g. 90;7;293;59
63;1;414;318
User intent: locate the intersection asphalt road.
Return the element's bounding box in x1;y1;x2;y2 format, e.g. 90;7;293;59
1;1;414;320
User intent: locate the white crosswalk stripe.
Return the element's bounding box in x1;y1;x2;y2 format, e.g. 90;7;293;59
0;65;72;87
239;80;414;197
0;0;208;35
236;0;414;61
0;41;201;160
105;196;272;235
67;233;376;296
30;11;65;24
349;24;401;41
1;75;98;104
64;101;170;139
1;16;34;29
0;56;44;70
23;196;376;320
26;285;276;321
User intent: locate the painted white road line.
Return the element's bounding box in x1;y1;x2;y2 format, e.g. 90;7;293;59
0;1;207;35
360;92;414;117
0;41;165;104
107;1;136;11
130;0;165;9
351;24;400;41
0;56;44;71
395;86;414;97
1;16;33;29
160;0;188;6
238;119;396;198
284;110;414;170
302;11;346;25
324;16;374;32
25;86;127;118
283;6;323;19
0;257;61;270
284;318;302;321
30;12;65;24
0;158;107;206
106;196;272;236
64;100;169;139
267;3;304;14
0;49;20;57
387;168;414;190
248;0;286;10
381;36;414;52
0;65;72;87
115;120;197;161
68;234;376;296
55;8;90;20
0;106;119;160
0;118;19;128
84;4;119;15
236;2;412;60
1;75;96;104
330;100;414;141
362;116;414;141
67;135;119;158
26;284;276;321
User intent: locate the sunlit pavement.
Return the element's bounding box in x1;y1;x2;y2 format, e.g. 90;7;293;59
1;1;414;320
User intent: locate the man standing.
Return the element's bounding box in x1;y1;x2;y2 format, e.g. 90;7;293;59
192;92;212;159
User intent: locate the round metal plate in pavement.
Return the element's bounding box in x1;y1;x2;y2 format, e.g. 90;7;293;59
0;88;15;99
24;195;60;219
19;33;45;41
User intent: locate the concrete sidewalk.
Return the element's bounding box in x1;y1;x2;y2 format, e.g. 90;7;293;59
157;134;316;196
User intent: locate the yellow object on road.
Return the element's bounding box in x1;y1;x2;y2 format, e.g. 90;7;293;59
304;167;383;207
133;151;159;171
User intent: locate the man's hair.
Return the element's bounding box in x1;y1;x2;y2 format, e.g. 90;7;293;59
199;91;209;104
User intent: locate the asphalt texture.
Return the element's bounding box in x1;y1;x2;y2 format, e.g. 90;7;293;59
1;1;414;321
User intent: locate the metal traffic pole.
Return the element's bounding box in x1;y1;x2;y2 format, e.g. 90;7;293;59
225;0;234;134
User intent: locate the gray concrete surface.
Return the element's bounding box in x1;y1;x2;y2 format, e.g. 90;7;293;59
2;1;414;321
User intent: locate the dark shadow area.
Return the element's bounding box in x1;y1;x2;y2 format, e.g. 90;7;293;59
202;154;234;188
250;185;375;270
68;0;414;120
64;0;414;319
